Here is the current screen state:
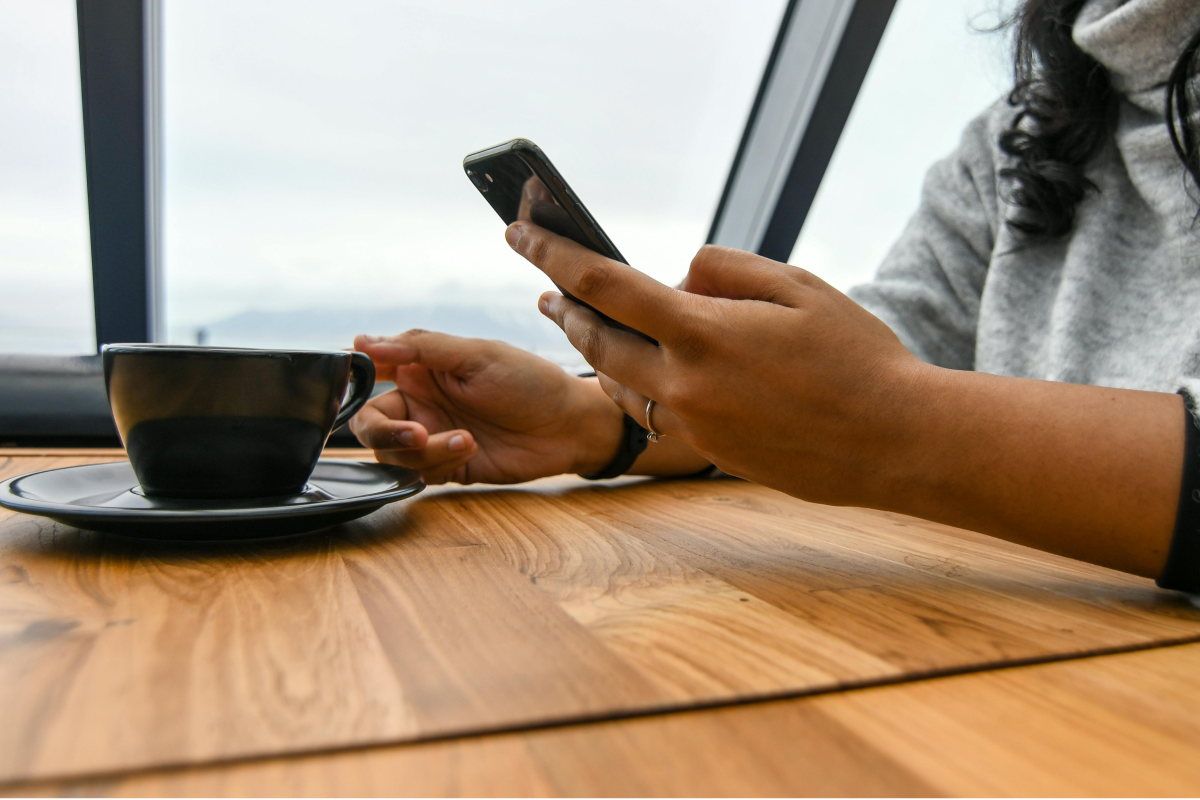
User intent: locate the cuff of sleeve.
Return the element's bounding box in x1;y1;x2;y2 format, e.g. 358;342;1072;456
1156;389;1200;593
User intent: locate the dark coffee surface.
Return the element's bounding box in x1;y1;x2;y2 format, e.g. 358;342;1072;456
126;416;326;499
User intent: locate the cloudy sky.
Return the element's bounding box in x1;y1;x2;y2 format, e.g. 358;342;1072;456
158;0;783;347
0;0;1011;355
0;0;92;353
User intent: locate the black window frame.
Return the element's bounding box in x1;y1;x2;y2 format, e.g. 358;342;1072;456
0;0;895;448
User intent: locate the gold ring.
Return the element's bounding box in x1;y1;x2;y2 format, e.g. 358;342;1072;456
645;399;661;443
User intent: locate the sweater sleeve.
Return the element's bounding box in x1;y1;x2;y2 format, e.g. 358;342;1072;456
848;101;1008;370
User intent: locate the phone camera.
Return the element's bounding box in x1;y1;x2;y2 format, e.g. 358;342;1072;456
467;170;487;192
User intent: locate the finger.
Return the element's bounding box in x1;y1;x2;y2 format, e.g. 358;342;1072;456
418;448;478;486
517;175;553;221
378;451;474;486
350;392;432;449
597;372;687;440
679;245;821;306
373;430;478;478
507;220;696;343
355;330;489;374
351;348;397;383
540;291;667;398
360;388;409;421
350;402;431;451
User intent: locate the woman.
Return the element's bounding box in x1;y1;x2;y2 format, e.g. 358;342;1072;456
351;0;1200;590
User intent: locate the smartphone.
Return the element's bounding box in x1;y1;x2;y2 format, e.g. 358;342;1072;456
463;138;656;344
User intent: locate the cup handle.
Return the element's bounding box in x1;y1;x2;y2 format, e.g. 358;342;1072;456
332;352;376;431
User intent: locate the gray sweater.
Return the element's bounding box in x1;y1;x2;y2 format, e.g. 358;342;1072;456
850;0;1200;399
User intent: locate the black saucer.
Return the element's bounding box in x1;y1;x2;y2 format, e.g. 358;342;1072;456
0;459;424;540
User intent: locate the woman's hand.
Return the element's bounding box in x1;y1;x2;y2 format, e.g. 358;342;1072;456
506;220;923;505
350;331;625;484
506;220;1184;579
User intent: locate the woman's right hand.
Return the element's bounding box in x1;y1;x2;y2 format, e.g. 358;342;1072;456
349;330;625;485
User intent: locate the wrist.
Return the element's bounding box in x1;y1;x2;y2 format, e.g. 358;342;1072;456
862;359;1020;523
569;377;627;475
856;358;956;513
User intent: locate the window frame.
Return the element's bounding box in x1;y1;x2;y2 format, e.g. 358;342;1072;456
78;0;162;348
0;0;895;446
709;0;898;260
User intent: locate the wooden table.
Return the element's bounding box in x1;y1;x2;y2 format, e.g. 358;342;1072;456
2;449;1199;796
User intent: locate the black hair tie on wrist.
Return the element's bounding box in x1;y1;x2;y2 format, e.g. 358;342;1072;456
575;371;650;480
581;412;651;480
1158;392;1200;593
574;371;719;480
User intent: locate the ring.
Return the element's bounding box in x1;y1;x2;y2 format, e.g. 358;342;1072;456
645;398;661;443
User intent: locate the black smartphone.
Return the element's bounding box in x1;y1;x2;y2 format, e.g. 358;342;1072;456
463;138;656;344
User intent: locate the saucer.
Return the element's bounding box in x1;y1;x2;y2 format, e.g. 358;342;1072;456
0;459;424;540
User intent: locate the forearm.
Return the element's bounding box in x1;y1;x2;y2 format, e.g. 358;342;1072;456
873;364;1184;578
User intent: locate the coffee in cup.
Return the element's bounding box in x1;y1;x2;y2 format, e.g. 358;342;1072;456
101;344;375;499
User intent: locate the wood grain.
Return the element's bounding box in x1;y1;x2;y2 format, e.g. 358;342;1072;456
1;452;1198;784
15;642;1200;797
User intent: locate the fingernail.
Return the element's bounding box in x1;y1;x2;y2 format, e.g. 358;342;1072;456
396;430;415;447
363;334;381;343
505;222;524;249
538;295;550;316
449;434;466;451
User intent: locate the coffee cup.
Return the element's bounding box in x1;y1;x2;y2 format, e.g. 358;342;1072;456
101;344;375;499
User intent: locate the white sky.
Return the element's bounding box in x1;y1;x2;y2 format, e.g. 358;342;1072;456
0;0;92;353
0;0;1014;354
159;0;785;340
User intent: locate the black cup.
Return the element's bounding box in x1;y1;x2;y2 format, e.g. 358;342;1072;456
101;344;375;499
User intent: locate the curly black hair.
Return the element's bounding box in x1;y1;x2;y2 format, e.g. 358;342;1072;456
999;0;1200;240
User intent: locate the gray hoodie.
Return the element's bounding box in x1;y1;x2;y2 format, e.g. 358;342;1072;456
849;0;1200;400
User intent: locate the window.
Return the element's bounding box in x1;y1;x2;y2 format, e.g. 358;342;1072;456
0;0;94;354
162;0;787;368
790;0;1014;291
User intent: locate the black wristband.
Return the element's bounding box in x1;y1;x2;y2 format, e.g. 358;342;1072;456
1157;393;1200;593
581;412;650;480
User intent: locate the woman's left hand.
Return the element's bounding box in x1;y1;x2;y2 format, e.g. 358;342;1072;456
504;220;928;507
